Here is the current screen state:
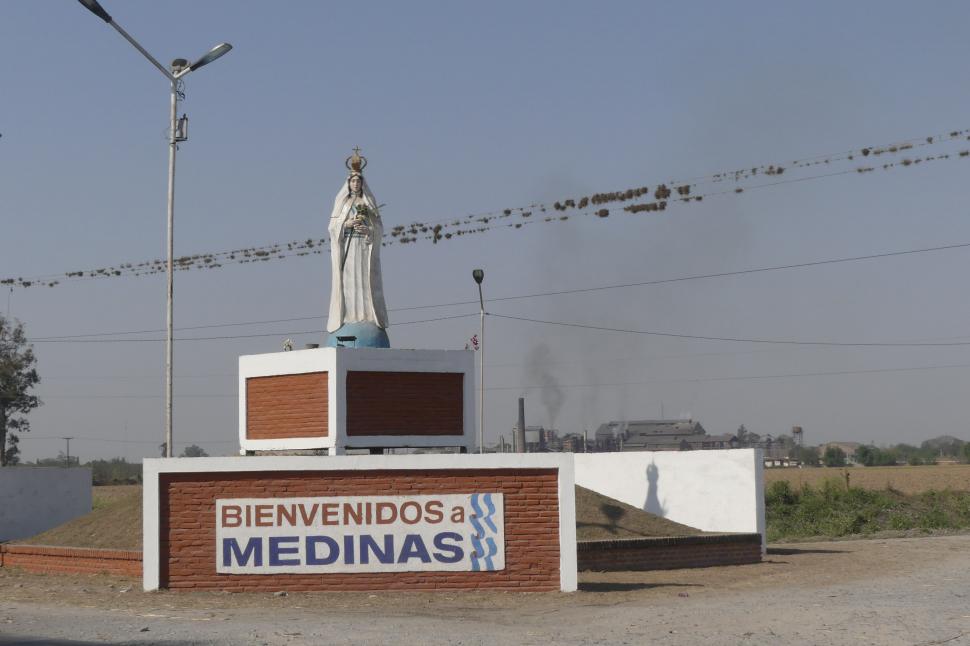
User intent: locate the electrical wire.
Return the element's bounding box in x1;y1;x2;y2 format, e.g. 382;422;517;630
28;361;970;399
488;313;970;348
29;313;477;344
6;124;969;290
24;435;236;445
28;239;970;341
483;360;970;390
395;240;970;312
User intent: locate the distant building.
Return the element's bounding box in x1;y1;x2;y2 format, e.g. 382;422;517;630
764;456;801;468
560;433;586;453
593;419;736;452
498;426;588;453
523;426;561;452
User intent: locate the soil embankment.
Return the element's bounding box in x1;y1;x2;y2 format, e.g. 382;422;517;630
19;484;706;550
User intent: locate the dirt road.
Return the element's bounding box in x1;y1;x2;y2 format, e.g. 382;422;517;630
2;534;969;645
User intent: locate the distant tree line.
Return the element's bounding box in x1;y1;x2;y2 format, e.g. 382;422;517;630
29;454;142;484
733;427;970;468
853;438;970;466
16;444;210;484
781;435;970;468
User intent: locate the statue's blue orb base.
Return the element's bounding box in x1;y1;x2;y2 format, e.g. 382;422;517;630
325;322;390;349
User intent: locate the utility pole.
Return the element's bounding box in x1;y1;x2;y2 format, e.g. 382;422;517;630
62;437;74;467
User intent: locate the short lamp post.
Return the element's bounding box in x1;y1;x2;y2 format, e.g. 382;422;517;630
77;0;232;457
472;269;485;454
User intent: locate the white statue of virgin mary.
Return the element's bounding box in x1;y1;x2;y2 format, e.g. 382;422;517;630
325;150;390;348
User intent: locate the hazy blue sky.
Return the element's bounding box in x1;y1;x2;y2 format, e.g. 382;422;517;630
4;1;970;461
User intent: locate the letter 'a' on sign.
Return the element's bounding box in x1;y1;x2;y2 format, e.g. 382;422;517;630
215;494;505;575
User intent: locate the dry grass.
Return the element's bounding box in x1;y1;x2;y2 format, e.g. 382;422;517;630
14;484;704;550
19;485;142;550
575;486;705;540
764;464;970;495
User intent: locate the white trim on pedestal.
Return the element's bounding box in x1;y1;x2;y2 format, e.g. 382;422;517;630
142;459;160;591
753;448;766;554
557;457;578;592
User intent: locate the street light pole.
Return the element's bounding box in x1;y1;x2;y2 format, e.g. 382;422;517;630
77;0;231;458
165;71;178;459
472;269;485;454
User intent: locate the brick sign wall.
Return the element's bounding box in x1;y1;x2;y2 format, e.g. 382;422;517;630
156;466;565;592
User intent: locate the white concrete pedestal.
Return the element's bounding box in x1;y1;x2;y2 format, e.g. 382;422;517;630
238;347;475;455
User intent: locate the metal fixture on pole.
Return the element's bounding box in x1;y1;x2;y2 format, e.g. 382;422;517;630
77;0;232;457
472;269;485;454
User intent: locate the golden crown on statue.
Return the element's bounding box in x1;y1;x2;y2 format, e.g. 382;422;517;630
345;146;368;174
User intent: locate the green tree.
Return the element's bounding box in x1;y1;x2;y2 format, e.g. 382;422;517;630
920;436;965;458
0;316;40;466
88;457;141;485
854;445;876;466
789;445;820;466
736;424;749;447
823;446;846;467
774;434;794;450
33;455;68;467
3;431;19;465
179;444;209;458
854;445;901;467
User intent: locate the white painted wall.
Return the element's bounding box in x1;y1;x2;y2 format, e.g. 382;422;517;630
574;449;765;550
0;467;92;542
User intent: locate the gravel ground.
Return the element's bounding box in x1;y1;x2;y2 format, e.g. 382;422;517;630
2;534;969;645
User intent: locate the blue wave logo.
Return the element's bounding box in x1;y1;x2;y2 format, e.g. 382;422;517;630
469;493;499;571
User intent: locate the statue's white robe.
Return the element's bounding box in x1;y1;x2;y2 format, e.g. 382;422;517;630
327;177;389;333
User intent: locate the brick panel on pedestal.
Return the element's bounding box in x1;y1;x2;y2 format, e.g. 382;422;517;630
159;468;560;592
246;372;328;439
346;371;463;436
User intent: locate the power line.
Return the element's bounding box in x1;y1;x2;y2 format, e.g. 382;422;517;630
670;126;968;186
29;361;970;399
483;360;970;390
28;394;234;399
25;435;236;445
7;124;969;290
488;313;970;348
29;239;970;342
29;313;477;344
42;373;234;380
31;315;328;340
395;240;970;312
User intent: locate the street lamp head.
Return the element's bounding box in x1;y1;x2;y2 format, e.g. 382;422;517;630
189;43;233;72
472;269;484;284
77;0;112;23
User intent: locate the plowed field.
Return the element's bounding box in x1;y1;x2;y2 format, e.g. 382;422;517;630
764;464;970;494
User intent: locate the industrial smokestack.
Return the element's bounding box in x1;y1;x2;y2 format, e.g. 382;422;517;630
515;397;527;454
